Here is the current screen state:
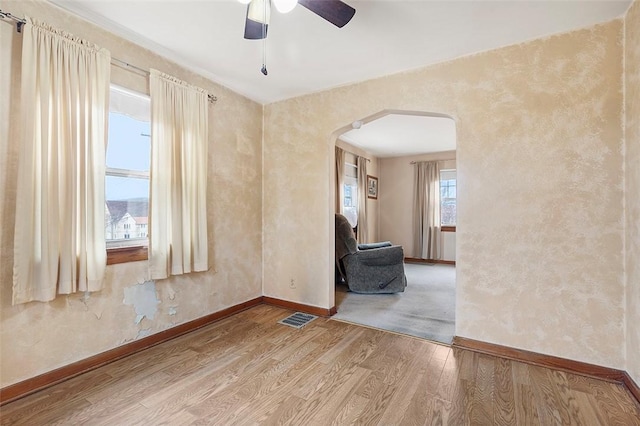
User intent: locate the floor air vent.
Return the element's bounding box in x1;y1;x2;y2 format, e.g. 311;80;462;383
278;312;318;329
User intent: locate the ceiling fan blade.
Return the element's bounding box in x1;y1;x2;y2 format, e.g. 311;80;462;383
244;2;269;40
298;0;356;28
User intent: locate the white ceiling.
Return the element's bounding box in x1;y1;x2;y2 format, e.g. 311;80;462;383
49;0;631;106
340;113;456;158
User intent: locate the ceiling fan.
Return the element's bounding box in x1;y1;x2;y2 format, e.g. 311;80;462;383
240;0;356;40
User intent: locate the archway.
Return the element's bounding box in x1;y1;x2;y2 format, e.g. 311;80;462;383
329;109;458;344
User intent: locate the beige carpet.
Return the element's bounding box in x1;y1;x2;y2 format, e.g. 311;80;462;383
332;263;455;344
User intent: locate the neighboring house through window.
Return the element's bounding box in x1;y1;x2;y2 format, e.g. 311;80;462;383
440;169;457;226
105;85;151;262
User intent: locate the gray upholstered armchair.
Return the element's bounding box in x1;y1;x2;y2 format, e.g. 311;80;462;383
335;213;407;293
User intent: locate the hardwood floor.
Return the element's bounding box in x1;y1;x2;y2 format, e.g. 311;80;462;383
2;305;639;425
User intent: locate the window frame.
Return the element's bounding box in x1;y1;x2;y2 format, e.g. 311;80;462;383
342;161;359;228
106;245;148;265
105;86;151;265
439;169;457;229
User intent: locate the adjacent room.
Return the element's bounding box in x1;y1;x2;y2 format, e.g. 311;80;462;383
332;111;458;345
1;0;639;423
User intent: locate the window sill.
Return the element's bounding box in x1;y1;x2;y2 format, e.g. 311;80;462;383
107;246;148;265
441;226;456;232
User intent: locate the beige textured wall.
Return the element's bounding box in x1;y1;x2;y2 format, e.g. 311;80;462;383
264;20;625;368
379;153;456;258
0;0;263;386
624;0;640;385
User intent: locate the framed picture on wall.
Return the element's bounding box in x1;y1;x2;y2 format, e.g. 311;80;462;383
367;175;378;199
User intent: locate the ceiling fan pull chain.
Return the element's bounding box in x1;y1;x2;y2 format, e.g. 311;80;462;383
261;37;268;75
261;0;268;75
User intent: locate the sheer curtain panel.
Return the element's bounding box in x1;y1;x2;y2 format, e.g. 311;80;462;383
413;161;441;260
335;146;345;214
12;17;111;304
356;156;368;244
149;70;209;280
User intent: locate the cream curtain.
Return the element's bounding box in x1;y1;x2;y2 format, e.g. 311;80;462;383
149;69;209;280
12;17;111;304
356;156;368;244
413;161;441;259
335;146;345;214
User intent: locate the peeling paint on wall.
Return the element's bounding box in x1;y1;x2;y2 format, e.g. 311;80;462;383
168;307;177;316
123;281;160;324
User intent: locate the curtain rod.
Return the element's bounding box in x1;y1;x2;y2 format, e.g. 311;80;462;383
0;9;217;103
111;59;217;103
338;146;371;162
0;9;26;32
347;153;371;163
410;160;450;164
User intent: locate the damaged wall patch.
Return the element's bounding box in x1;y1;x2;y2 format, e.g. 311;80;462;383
123;281;160;324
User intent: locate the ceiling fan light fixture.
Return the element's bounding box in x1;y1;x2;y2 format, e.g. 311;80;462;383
247;0;271;24
273;0;298;14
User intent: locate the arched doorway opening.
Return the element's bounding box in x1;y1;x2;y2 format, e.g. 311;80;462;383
329;109;458;344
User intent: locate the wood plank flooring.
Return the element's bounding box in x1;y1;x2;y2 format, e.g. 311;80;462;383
1;305;639;425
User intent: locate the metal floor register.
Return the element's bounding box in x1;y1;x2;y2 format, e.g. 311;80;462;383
278;312;318;329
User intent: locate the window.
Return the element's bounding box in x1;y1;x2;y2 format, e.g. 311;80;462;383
105;85;151;264
343;162;358;227
440;169;457;226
